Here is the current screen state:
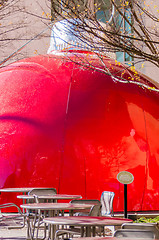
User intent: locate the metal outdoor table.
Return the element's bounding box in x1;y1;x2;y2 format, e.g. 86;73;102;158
0;187;57;201
43;216;133;240
20;202;92;213
0;187;57;213
0;187;57;194
0;188;47;214
73;238;114;240
20;202;93;240
72;238;154;240
17;194;82;202
0;187;36;193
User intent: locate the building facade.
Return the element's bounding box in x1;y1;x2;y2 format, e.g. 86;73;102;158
0;0;51;66
0;0;159;82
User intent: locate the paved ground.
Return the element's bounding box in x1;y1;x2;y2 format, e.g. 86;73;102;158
0;211;159;239
0;225;46;240
0;217;44;240
0;227;113;240
0;216;114;240
0;228;27;239
0;226;114;240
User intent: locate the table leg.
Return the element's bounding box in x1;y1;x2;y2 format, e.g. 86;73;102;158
49;210;55;240
92;226;96;236
26;210;33;240
86;226;91;237
22;192;26;213
81;226;84;237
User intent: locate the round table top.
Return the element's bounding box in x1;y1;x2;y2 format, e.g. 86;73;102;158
73;238;114;240
43;216;132;226
0;187;54;193
17;194;82;200
20;202;93;211
72;238;147;240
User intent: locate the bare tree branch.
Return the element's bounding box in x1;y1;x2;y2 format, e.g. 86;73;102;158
50;0;159;67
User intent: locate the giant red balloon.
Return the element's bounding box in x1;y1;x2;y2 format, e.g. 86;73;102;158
0;50;159;212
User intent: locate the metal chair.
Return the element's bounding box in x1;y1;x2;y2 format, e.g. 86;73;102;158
0;203;25;229
113;229;155;238
27;187;57;222
28;187;57;202
69;198;112;237
54;204;102;239
70;199;101;216
122;222;159;239
27;188;56;239
100;191;115;216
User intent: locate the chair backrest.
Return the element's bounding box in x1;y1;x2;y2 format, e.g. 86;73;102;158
88;203;102;216
70;199;101;205
28;188;57;196
114;229;155;238
28;188;57;203
100;191;115;216
122;223;159;239
0;203;23;215
70;199;101;216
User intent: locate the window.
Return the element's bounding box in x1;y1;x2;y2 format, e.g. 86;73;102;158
50;0;133;64
115;2;133;64
95;0;133;64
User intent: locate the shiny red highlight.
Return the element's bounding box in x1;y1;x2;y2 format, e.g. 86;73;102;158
0;51;159;212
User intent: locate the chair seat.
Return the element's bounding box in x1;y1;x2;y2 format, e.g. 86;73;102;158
114;229;155;238
0;203;25;229
121;222;159;239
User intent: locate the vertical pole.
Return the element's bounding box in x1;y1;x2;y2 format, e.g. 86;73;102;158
124;184;127;218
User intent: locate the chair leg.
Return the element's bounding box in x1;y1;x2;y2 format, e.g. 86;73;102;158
7;216;26;229
26;215;34;240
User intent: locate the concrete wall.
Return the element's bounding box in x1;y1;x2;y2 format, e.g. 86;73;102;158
0;0;51;66
0;0;158;84
134;0;159;83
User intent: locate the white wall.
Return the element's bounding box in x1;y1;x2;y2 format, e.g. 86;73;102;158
0;0;51;66
1;0;159;84
134;0;159;83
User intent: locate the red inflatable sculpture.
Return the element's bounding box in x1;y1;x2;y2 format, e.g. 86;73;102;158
0;50;159;212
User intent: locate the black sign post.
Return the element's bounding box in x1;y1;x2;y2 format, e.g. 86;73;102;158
124;184;127;218
117;171;134;219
